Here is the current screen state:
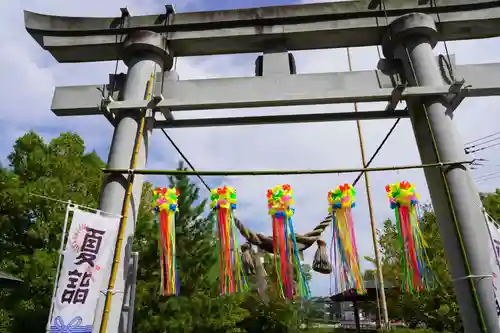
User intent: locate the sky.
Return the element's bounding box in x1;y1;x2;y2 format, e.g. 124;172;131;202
2;0;500;297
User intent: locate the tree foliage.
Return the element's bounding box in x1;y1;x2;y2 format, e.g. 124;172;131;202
377;193;500;332
378;205;461;332
0;131;105;332
0;131;306;333
132;162;249;333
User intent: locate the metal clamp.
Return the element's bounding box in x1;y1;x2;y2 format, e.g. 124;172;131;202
100;289;124;295
100;96;115;113
452;274;492;282
120;7;130;18
152;94;164;104
470;158;487;169
165;4;176;15
151;93;175;121
384;84;406;112
99;96;117;127
446;79;467;111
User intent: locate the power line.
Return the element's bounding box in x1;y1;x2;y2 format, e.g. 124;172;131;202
464;137;500;152
464;131;500;146
475;170;500;181
476;174;500;183
160;128;211;192
466;142;500;155
465;136;500;151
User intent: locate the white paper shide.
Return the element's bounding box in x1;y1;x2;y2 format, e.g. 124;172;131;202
49;208;119;333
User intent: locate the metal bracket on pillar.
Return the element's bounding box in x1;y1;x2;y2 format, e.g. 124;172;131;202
120;7;130;18
152;94;164;105
101;96;115;112
384;84;406;112
152;93;174;121
100;96;117;126
446;79;467;111
470;158;487;169
165;4;176;14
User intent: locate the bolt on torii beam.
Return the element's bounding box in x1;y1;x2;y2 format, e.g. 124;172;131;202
24;0;500;333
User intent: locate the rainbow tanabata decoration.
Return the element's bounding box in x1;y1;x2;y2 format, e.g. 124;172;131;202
267;184;311;300
210;186;248;296
152;187;180;296
328;184;365;295
386;181;431;293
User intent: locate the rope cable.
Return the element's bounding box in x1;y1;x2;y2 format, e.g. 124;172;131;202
108;12;127;99
354;0;404;187
354;0;403;183
156;9;208;192
159;128;211;192
431;0;455;81
101;160;475;176
28;193;122;217
352;116;403;186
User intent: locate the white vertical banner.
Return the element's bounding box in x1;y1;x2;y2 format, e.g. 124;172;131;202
487;219;500;326
48;208;120;333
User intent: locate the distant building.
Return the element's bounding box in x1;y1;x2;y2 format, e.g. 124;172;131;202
330;279;397;331
341;301;367;321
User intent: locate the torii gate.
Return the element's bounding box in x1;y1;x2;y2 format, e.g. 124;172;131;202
25;1;500;332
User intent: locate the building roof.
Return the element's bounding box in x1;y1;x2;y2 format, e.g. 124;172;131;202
330;279;397;303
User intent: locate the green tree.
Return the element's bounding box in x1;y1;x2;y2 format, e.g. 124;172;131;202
481;189;500;221
132;161;248;333
238;252;308;333
378;203;476;332
0;131;107;332
395;188;500;331
0;131;315;333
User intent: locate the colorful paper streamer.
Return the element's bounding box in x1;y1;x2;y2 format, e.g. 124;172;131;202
267;184;311;300
386;181;431;293
152;187;180;296
210;186;248;296
328;184;365;295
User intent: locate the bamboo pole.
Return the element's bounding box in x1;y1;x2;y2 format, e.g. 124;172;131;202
99;72;155;333
346;47;389;330
101;160;473;177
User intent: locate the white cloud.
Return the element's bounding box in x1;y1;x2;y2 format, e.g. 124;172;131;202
2;0;500;299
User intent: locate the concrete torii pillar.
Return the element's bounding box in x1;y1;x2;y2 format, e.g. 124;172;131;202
382;13;499;333
93;30;173;333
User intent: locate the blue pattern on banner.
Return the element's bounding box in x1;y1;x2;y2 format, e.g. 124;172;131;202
49;316;92;333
